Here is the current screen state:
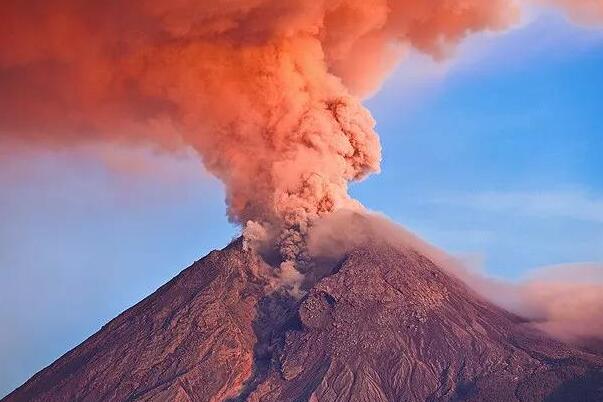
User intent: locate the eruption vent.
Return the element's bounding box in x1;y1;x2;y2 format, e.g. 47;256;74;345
0;1;520;264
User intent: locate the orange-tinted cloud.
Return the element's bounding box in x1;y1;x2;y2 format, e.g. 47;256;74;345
0;1;519;262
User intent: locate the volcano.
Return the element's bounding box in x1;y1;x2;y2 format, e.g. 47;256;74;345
4;238;603;401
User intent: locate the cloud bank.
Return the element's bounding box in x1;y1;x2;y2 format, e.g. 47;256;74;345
543;0;603;24
432;191;603;224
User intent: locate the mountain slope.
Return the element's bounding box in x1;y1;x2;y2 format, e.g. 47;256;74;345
4;240;603;401
250;245;603;401
5;241;273;401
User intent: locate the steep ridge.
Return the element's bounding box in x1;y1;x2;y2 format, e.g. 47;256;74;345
5;240;270;401
4;240;603;401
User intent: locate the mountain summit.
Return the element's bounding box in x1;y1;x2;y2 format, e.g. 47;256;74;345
5;239;603;401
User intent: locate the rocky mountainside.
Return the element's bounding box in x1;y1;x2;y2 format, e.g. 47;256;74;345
4;239;603;401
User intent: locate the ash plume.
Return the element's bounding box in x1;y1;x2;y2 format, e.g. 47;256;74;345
0;0;518;269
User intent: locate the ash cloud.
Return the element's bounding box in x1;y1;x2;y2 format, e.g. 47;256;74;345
1;0;601;293
0;0;519;268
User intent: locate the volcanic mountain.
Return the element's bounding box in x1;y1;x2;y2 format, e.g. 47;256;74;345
4;237;603;401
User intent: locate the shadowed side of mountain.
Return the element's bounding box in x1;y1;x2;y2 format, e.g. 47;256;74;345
244;244;603;401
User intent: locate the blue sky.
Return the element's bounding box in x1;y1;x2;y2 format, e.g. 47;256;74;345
1;10;602;397
359;10;603;278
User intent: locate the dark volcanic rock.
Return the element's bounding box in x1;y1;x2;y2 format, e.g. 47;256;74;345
4;240;603;401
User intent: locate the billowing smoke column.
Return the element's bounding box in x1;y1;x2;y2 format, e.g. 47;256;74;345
0;0;520;269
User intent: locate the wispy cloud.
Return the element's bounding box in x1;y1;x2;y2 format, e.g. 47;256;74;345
432;190;603;223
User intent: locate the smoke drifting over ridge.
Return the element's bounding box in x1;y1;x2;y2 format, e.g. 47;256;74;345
0;0;521;264
308;210;603;342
